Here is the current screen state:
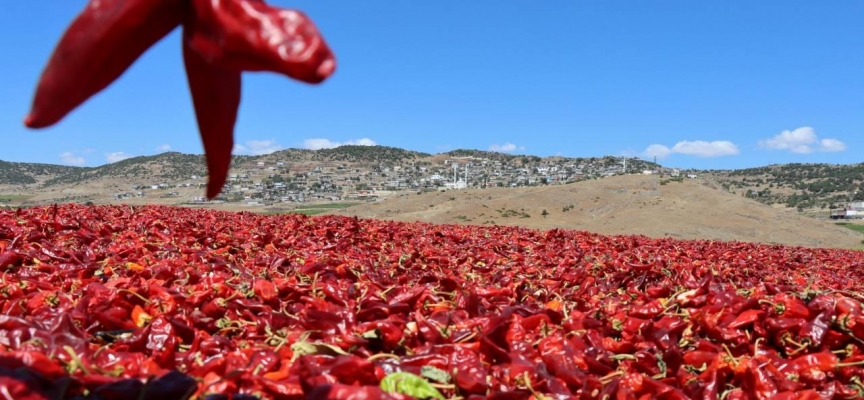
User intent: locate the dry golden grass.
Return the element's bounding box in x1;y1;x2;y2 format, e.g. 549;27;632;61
328;175;864;250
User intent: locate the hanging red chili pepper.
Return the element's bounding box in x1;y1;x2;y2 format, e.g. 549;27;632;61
186;0;336;84
23;0;186;129
182;17;242;200
23;0;336;199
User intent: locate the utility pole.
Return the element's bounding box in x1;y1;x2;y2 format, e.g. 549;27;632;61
652;156;658;192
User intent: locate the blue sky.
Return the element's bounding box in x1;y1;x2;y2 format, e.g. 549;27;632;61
1;1;862;170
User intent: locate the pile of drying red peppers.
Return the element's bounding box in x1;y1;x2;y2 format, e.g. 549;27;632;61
23;0;336;199
2;204;864;399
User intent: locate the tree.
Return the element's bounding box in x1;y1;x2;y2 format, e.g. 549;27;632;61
541;209;549;218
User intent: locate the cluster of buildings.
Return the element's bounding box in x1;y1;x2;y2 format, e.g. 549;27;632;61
830;202;864;220
123;154;680;206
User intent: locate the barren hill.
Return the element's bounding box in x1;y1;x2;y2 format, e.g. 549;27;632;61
332;174;864;249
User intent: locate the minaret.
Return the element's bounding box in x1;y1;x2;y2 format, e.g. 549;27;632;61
464;164;468;187
452;163;458;185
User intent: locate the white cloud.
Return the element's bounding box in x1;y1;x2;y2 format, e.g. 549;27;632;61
233;139;284;155
59;152;86;166
642;144;672;159
489;143;516;152
303;137;378;150
671;140;740;157
106;152;133;163
820;138;846;152
488;142;525;153
758;126;846;154
157;144;172;151
641;140;739;159
247;140;283;155
758;127;817;153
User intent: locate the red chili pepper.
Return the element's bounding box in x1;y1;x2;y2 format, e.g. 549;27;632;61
307;383;411;400
780;351;839;375
0;250;21;269
727;309;764;329
683;350;718;368
186;0;336;84
5;204;864;398
629;299;664;319
741;358;778;400
25;0;336;199
181;5;242;199
798;295;835;348
24;0;186;129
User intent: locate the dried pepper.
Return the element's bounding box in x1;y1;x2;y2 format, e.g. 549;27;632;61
24;0;336;199
2;204;864;398
182;11;242;200
23;0;186;129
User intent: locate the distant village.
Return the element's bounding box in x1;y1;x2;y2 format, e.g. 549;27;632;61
115;154;696;207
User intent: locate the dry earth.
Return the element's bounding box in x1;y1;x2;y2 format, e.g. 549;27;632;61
329;175;864;250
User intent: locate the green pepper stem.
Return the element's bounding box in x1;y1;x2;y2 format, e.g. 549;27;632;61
837;360;864;368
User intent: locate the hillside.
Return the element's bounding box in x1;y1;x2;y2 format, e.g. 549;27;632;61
703;163;864;211
331;174;864;249
39;152;213;187
0;146;659;206
0;160;82;186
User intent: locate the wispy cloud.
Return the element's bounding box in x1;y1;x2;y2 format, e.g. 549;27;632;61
758;127;846;154
303;137;377;150
106;152;133;163
642;144;673;159
488;142;526;153
819;138;847;152
641;140;740;159
59;152;86;166
233;139;284;155
157;144;172;151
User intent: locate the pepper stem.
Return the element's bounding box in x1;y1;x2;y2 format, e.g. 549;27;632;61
752;337;764;358
599;370;625;384
837;360;864;368
115;288;152;305
62;345;91;375
367;353;401;361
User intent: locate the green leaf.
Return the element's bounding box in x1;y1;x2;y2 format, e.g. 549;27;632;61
290;341;349;361
361;329;381;339
420;366;451;384
380;372;446;400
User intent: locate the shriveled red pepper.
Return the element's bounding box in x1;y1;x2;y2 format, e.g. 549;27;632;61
5;204;864;398
24;0;336;199
23;0;186;129
182;24;242;200
186;0;336;83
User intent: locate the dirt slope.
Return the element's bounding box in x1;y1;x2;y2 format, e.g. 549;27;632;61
331;175;864;250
